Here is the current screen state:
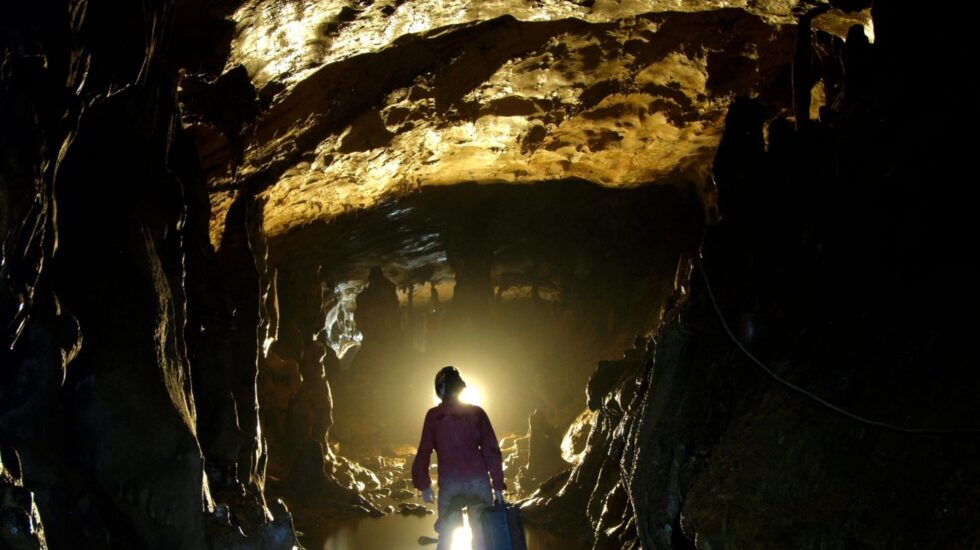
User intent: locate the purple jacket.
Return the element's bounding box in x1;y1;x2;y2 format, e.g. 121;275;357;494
412;401;506;491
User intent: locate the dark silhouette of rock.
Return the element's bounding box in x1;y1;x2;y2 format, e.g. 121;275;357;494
398;502;433;516
0;448;46;549
356;266;403;355
517;410;567;494
712;96;766;223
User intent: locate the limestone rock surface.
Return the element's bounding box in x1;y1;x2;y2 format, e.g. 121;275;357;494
205;1;870;241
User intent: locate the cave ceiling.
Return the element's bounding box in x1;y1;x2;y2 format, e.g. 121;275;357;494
189;0;871;268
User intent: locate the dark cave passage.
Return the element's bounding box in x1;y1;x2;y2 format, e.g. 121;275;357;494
3;1;980;549
260;181;703;547
271;181;702;447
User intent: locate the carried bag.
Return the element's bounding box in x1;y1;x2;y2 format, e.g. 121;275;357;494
470;502;528;550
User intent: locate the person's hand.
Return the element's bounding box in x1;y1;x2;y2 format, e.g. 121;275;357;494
494;489;505;505
421;487;435;503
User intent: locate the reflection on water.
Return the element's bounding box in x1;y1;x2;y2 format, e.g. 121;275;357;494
317;514;431;550
307;513;587;550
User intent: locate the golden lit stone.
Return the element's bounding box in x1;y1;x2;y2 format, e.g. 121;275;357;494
208;3;869;243
228;0;803;89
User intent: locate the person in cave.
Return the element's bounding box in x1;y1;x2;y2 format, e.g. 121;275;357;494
412;366;506;549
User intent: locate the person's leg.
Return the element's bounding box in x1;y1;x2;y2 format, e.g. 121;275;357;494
465;477;494;550
434;477;495;549
466;503;488;550
435;482;465;550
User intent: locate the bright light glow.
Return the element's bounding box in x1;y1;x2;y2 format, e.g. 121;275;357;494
451;519;473;550
434;382;484;407
459;385;483;407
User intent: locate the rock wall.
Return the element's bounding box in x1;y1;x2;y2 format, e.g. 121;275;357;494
0;449;46;549
0;1;296;547
209;4;838;240
5;0;978;548
257;260;382;525
521;1;980;548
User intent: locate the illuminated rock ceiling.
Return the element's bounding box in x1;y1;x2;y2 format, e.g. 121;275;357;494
202;1;871;241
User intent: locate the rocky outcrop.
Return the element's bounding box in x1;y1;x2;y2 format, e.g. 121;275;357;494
256;260;383;524
1;1;297;547
521;2;980;548
0;449;46;549
516;410;568;494
208;5;841;240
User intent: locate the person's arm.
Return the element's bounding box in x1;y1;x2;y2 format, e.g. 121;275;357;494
411;410;435;491
477;408;506;491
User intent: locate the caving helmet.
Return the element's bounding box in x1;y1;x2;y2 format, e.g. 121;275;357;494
435;366;466;401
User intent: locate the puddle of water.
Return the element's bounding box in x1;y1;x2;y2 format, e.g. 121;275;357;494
304;513;587;550
315;514;432;550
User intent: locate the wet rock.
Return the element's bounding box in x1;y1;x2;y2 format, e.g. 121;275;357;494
0;449;46;550
334;456;383;492
277;441;381;525
523;5;980;548
0;2;299;545
516;410;568;494
398;502;433;517
391;488;415;501
559;409;596;465
586;359;633;411
209;8;804;241
205;497;299;549
501;433;530;491
527;469;571;501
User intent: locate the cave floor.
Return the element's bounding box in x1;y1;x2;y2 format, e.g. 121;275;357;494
301;513;587;550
